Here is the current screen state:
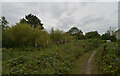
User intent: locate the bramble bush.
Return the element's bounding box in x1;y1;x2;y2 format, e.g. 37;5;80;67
2;39;101;74
95;42;120;75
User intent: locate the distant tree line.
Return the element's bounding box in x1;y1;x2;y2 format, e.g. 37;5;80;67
0;14;117;48
68;26;117;41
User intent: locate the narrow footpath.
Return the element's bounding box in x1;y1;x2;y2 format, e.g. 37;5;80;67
72;50;102;74
86;51;96;74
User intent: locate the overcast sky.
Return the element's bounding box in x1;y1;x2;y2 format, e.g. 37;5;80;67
1;1;118;34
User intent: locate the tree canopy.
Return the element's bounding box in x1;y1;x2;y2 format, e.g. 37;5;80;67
68;27;84;40
68;27;82;35
0;16;9;30
85;31;100;39
101;32;117;41
20;14;44;29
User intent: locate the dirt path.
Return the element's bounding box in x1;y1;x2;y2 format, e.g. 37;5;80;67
86;51;96;74
72;50;102;74
72;50;94;74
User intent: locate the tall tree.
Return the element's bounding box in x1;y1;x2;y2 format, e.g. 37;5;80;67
20;14;44;29
68;27;82;35
0;16;9;30
68;27;84;39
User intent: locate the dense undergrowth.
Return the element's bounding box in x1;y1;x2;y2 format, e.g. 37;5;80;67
2;39;101;74
2;22;119;75
95;41;120;75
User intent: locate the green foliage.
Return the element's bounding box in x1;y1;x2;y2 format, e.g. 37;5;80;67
50;28;72;45
2;14;118;75
2;27;14;47
2;23;73;48
95;42;120;75
68;27;84;40
50;28;63;43
110;35;117;42
35;30;53;48
117;40;120;56
68;27;82;35
101;33;110;40
101;32;117;42
20;14;44;29
2;39;100;74
75;32;85;40
0;25;1;48
19;18;27;24
12;23;35;46
85;31;100;39
6;53;73;74
2;23;35;47
2;23;53;48
0;16;9;30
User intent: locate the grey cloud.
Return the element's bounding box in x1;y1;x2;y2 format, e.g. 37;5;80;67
1;2;118;34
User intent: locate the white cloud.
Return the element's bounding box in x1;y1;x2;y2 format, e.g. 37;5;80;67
1;2;118;34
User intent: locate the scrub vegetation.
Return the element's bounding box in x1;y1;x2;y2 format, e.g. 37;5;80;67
1;14;119;75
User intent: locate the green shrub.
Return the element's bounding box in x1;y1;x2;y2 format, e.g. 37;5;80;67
35;30;53;49
50;28;73;45
95;42;120;75
2;23;35;47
